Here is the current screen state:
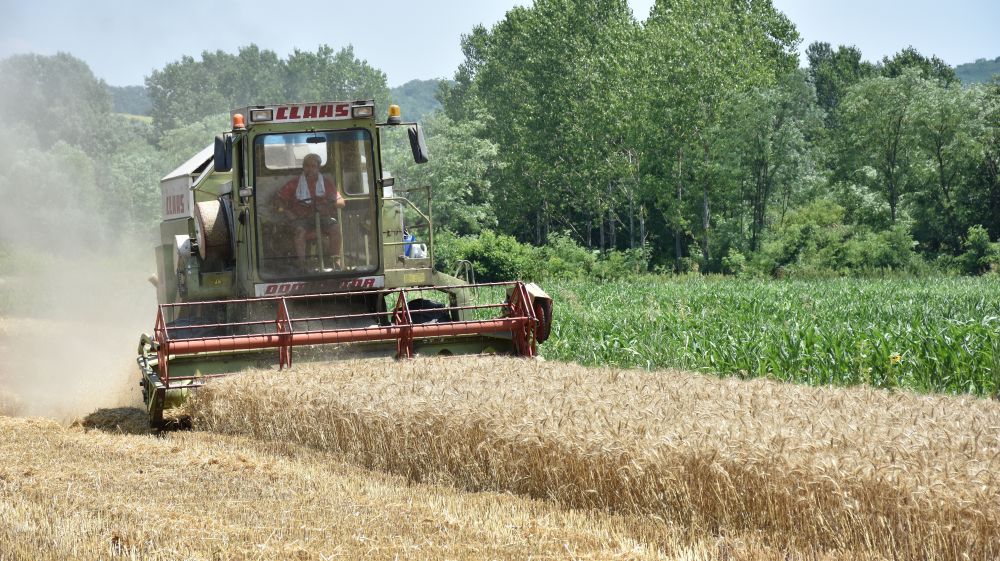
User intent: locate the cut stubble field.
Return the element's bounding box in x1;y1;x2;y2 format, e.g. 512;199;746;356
0;414;684;561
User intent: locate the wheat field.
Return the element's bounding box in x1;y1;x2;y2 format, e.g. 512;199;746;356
191;356;1000;560
1;413;689;560
3;354;999;559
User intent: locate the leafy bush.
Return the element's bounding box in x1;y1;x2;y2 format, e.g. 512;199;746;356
536;233;596;280
592;247;651;280
435;230;651;282
753;200;848;276
960;225;1000;275
434;230;542;282
932;254;964;276
842;224;920;272
721;249;748;276
753;201;925;277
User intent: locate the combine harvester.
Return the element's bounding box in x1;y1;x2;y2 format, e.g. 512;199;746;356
137;101;553;428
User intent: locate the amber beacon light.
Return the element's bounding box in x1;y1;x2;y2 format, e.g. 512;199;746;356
387;104;402;125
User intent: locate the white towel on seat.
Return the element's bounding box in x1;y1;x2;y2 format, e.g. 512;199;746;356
295;174;325;202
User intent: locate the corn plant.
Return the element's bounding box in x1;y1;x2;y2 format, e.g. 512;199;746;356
543;276;1000;396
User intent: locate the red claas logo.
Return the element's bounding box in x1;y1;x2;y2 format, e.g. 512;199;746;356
275;104;350;121
164;194;186;215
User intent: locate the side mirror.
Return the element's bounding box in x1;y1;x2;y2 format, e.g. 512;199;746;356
214;134;233;172
408;124;429;164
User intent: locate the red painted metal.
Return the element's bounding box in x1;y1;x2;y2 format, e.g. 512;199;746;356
508;282;538;358
393;291;413;359
277;298;293;369
153;309;170;382
152;282;539;386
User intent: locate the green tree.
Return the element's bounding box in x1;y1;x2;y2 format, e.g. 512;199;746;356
0;139;106;252
975;80;1000;237
717;70;823;252
638;0;799;270
438;25;491;125
108;85;152;115
88;114;164;237
805;42;876;127
881;46;958;86
837;70;924;226
146;53;229;131
147;44;389;133
459;0;640;246
284;45;389;112
909;81;982;252
219;45;285;108
0;53;113;151
381;112;499;236
157;113;230;169
102;141;165;237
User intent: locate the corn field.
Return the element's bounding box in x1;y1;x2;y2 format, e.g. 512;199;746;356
543;276;1000;396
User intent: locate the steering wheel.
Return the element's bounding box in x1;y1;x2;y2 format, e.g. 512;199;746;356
295;197;338;224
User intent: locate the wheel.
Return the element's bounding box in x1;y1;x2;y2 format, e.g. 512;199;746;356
533;299;553;343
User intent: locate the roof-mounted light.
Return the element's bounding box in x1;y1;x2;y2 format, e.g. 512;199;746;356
250;109;273;122
387;104;402;125
232;113;246;130
352;105;374;119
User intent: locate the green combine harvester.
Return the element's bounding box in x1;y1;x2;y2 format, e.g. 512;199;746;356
137;101;553;428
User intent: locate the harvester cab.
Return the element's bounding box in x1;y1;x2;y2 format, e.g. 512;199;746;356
137;101;553;428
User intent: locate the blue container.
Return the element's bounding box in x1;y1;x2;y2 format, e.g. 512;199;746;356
403;234;416;257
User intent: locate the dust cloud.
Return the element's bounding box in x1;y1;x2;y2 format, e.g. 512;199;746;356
0;62;159;422
0;256;155;422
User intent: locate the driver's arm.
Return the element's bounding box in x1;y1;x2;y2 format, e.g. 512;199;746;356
324;175;346;209
275;177;299;216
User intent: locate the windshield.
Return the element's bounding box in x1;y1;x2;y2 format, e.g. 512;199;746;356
253;129;377;279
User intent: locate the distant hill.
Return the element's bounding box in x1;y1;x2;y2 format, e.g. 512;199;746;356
108;85;151;115
389;79;443;121
955;56;1000;85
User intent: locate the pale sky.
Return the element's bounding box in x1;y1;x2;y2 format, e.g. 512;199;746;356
0;0;996;88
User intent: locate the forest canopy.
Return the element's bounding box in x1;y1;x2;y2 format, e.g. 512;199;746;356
1;0;997;279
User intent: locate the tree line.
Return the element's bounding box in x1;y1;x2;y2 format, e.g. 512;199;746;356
427;0;1000;276
2;0;998;278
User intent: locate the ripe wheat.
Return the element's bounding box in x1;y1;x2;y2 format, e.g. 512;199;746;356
192;356;1000;560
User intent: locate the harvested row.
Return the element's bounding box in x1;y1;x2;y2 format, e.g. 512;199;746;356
1;413;692;560
193;357;1000;560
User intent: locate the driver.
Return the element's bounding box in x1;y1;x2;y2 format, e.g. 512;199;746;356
276;153;346;269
